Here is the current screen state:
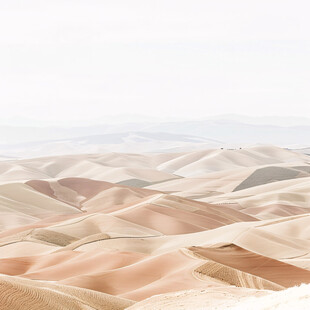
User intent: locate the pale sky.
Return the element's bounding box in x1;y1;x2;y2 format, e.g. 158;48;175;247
0;0;310;124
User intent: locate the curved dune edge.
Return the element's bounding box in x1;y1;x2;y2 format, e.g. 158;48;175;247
193;259;284;290
187;243;310;287
0;275;134;310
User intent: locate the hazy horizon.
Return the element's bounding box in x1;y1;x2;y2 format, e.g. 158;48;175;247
1;113;310;128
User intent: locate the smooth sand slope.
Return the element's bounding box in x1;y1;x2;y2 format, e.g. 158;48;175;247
0;146;309;309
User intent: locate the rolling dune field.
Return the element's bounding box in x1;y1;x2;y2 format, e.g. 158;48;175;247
0;146;310;309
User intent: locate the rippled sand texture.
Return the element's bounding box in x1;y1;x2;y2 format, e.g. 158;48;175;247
0;146;310;309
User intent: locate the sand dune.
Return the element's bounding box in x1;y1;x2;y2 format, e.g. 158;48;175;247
0;275;134;310
0;146;309;309
201;177;310;219
189;244;310;287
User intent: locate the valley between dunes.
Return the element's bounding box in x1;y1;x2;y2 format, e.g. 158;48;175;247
0;145;310;309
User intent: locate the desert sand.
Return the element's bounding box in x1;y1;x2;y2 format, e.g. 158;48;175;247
0;145;310;309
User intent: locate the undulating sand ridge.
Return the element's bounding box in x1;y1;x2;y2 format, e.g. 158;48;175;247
0;146;309;309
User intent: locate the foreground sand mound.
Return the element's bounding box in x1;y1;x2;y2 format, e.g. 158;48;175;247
0;275;134;310
127;287;269;309
229;284;310;310
128;284;310;309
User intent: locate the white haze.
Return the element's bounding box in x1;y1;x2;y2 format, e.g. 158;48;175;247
0;1;310;123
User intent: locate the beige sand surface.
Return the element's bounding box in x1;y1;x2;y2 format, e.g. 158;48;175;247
0;146;309;309
127;285;310;310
